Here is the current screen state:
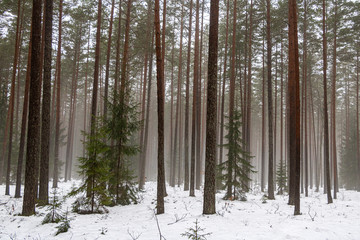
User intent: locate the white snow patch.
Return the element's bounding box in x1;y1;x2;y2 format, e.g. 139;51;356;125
0;181;359;239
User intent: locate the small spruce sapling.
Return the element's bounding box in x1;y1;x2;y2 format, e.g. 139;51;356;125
218;110;255;200
181;219;212;240
104;91;141;205
42;188;64;224
55;209;70;235
68;120;112;214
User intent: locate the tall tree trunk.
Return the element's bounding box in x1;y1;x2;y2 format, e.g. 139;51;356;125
195;0;204;190
266;0;274;200
184;0;193;191
155;0;165;214
65;34;80;182
3;0;21;191
203;0;219;215
103;0;115;120
83;26;91;157
226;0;237;199
322;0;333;204
190;0;200;197
172;0;184;189
140;30;154;190
115;0;131;202
114;0;122;94
219;0;229;171
87;0;102;196
53;0;63;188
22;0;42;216
139;0;152;190
170;27;175;187
302;0;308;197
288;0;301;215
15;25;32;198
331;0;338;198
261;29;266;192
39;0;53;204
356;46;359;191
279;31;284;195
65;33;81;182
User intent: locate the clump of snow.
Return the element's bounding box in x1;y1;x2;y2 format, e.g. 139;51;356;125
0;180;359;239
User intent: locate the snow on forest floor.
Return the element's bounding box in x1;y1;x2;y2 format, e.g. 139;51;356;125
0;180;359;240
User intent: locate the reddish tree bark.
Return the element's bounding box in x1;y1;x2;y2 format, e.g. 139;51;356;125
219;0;229;171
203;0;219;215
15;24;32;198
155;0;165;214
22;0;42;216
39;0;53;204
2;0;21;192
103;0;115;120
288;0;301;214
266;0;275;200
53;0;63;188
190;0;200;197
184;0;193;191
331;0;338;198
322;0;333;204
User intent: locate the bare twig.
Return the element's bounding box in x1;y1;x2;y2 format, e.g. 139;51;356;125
127;228;142;240
308;205;317;221
153;208;166;240
167;213;187;225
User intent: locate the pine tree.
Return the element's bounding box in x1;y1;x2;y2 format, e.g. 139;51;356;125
22;0;42;216
203;0;219;215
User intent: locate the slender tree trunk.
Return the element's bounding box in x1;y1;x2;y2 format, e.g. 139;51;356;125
140;30;154;190
195;0;204;190
288;0;301;215
261;29;266;193
53;0;63;188
266;0;275;200
203;0;219;215
218;0;229;189
226;0;237;199
103;0;115;120
172;0;184;189
331;0;338;198
115;0;131;201
39;0;53;204
322;0;333;204
114;0;122;94
184;0;193;191
83;26;90;157
170;28;175;187
303;0;308;197
139;0;153;190
3;0;21;191
245;1;253;189
155;0;165;214
15;25;32;198
22;0;42;216
65;35;80;182
190;0;200;197
87;0;102;196
279;32;284;195
356;46;359;191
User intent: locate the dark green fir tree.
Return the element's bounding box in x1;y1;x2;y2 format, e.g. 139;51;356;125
218;110;255;200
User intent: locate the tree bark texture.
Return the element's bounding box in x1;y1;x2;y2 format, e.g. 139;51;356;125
203;0;219;215
22;0;42;216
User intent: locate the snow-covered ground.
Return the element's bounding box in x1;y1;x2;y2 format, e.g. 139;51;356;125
0;180;359;240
